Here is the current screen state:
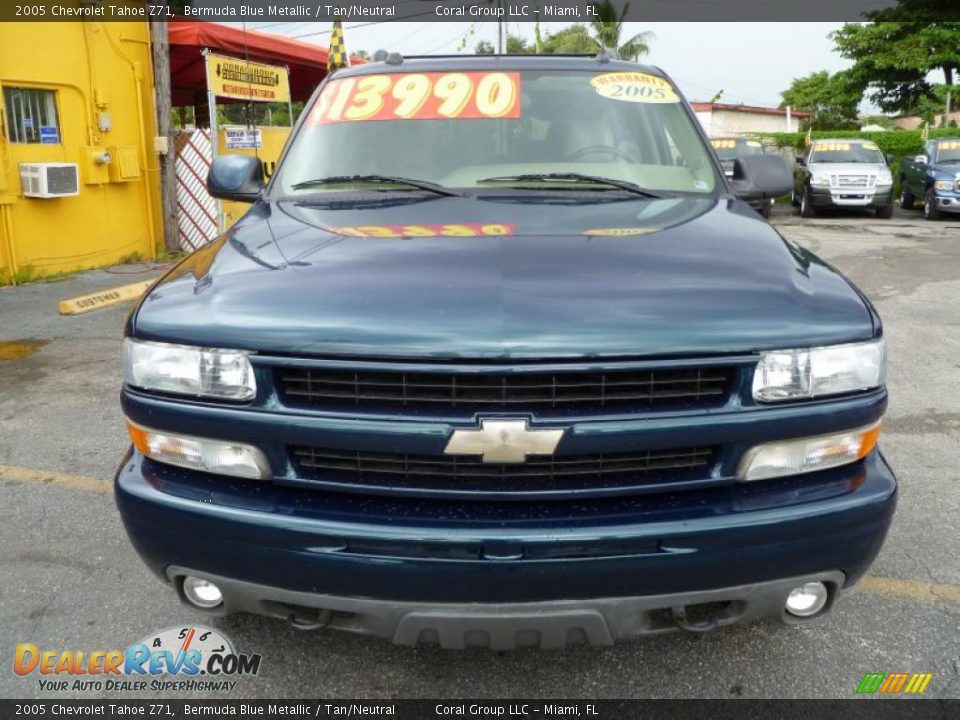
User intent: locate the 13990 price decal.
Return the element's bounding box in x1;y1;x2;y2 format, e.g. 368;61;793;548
309;72;521;124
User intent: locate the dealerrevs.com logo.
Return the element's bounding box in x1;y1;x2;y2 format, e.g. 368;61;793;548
13;626;262;693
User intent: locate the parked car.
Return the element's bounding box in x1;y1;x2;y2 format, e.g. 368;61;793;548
792;139;894;218
710;137;774;217
899;138;960;220
116;53;895;648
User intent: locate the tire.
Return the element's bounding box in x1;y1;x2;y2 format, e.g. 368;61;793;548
900;183;914;209
924;189;942;220
800;188;817;218
876;203;893;219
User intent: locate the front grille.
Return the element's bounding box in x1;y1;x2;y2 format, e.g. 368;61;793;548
291;445;717;497
834;174;873;188
277;366;735;412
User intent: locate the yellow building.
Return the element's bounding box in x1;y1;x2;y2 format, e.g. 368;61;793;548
0;20;162;283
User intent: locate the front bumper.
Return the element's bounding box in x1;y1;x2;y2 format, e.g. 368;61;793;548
931;190;960;213
116;448;897;646
809;186;893;209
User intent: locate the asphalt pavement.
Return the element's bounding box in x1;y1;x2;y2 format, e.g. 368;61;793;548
1;204;958;700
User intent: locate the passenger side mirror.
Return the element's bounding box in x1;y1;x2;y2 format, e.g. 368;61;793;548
885;153;894;165
207;155;265;203
914;154;929;165
795;155;806;166
730;155;793;203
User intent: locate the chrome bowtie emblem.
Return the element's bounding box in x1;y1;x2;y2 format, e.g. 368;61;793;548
444;419;566;464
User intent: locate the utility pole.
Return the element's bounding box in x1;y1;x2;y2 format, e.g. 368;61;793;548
150;19;179;254
497;0;504;54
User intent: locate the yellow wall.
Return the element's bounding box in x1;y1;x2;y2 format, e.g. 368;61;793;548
216;126;290;228
0;20;162;282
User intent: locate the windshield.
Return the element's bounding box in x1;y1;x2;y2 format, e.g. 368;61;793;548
274;69;718;196
809;141;884;164
935;140;960;163
711;138;764;161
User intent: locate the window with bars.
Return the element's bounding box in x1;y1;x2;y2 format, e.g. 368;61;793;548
3;87;60;144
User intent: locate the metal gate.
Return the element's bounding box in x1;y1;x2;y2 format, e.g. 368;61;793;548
174;129;218;252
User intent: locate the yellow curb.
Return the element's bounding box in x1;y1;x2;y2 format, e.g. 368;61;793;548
58;279;154;316
859;575;960;606
0;464;112;494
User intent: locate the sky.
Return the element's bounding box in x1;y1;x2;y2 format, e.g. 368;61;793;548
238;21;858;110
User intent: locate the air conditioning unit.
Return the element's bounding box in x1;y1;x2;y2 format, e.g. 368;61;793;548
19;163;80;199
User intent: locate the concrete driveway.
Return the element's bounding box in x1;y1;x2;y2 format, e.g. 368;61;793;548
1;211;958;699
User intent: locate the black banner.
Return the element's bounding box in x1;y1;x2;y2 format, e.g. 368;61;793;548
3;0;960;23
0;700;956;720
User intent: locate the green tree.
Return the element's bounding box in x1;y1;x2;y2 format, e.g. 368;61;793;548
780;70;863;130
831;9;960;115
586;0;653;60
474;35;531;54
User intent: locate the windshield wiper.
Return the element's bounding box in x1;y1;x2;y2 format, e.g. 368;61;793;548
476;173;664;198
290;174;463;197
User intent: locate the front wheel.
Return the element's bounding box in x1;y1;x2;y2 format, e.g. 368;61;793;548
800;188;817;218
876;203;893;219
900;184;914;209
924;190;942;220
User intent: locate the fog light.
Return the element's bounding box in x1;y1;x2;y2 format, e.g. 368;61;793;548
182;576;223;609
785;581;828;617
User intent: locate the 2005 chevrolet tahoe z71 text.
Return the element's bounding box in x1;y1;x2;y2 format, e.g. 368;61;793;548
115;53;897;649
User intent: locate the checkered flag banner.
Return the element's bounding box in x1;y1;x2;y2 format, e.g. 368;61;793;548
328;18;348;72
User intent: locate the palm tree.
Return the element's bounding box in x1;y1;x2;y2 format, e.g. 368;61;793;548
588;0;653;60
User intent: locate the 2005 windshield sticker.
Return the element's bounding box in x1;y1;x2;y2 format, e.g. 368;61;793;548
308;72;521;124
326;223;515;238
591;72;680;104
12;625;261;693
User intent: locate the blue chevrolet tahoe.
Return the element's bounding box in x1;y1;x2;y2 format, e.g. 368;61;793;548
116;53;897;649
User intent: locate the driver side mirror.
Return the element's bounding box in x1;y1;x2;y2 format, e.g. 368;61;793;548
207;155;265;203
730;155;793;202
795;155;806;166
914;154;929;165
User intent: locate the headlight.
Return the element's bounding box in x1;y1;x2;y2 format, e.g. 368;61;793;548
934;180;955;190
752;339;885;402
123;339;256;400
810;174;830;187
127;421;270;479
875;171;892;186
738;422;880;481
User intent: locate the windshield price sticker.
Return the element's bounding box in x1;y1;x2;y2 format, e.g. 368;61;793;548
309;72;521;125
815;142;852;152
862;141;879;150
591;72;680;104
711;139;736;149
746;140;763;147
326;223;515;237
940;140;960;150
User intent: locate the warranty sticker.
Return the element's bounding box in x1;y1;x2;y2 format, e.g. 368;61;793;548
591;72;680;104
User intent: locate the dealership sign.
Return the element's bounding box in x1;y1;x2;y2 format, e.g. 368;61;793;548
205;52;290;103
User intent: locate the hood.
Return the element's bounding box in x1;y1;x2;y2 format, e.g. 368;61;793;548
133;194;874;359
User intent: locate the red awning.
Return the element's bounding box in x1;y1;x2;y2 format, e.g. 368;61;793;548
167;21;359;106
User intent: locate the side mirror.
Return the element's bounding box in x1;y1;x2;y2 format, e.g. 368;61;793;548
207;155;265;202
795;155;806;166
914;154;929;165
885;153;894;165
730;154;793;202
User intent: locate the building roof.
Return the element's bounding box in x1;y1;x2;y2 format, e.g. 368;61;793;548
691;102;810;117
167;21;366;105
